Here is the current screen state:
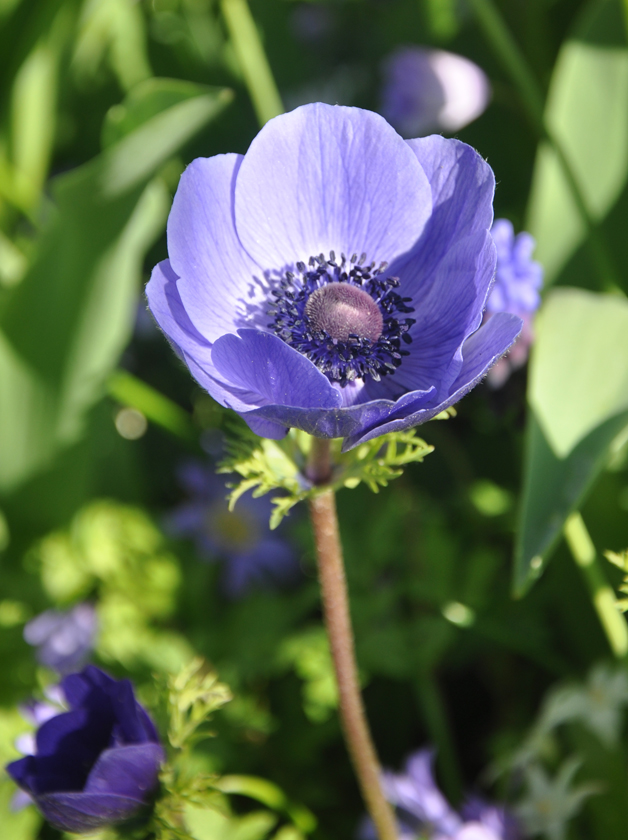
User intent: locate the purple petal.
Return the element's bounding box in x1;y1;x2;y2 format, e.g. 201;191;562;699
146;260;264;412
84;744;163;798
167;154;267;341
35;791;148;833
375;230;495;400
234;103;431;270
342;313;521;449
211;329;342;412
383;749;461;836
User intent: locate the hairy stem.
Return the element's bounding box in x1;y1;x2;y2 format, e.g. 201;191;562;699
308;440;397;840
564;512;628;658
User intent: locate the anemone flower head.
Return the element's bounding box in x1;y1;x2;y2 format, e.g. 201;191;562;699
360;749;521;840
147;104;521;451
381;47;491;137
165;461;299;598
23;603;97;675
6;666;163;833
485;219;543;387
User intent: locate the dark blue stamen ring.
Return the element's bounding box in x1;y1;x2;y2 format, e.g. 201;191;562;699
268;251;415;387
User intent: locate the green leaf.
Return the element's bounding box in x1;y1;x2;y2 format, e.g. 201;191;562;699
102;78;230;147
184;806;278;840
525;0;628;285
0;83;231;493
514;288;628;594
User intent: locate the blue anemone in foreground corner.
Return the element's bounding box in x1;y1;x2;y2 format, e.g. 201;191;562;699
6;666;163;833
360;749;520;840
165;461;299;598
147;103;521;450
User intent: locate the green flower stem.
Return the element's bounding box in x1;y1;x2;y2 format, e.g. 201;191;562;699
107;369;197;444
468;0;619;292
308;439;397;840
221;0;284;126
414;670;462;803
563;512;628;658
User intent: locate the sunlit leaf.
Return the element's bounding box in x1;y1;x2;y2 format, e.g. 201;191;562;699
0;83;231;492
525;0;628;285
514;288;628;594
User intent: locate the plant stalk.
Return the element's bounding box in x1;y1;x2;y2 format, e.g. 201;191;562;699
220;0;284;126
564;512;628;658
308;439;397;840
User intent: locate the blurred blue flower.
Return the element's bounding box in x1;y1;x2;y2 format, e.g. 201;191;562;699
166;462;300;598
6;665;163;833
485;219;543;387
146;103;520;451
23;603;97;675
360;749;520;840
381;47;491;138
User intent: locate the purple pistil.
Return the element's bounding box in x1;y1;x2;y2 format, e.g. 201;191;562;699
305;283;384;342
268;251;415;386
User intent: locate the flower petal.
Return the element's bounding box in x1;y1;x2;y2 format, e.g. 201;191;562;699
405;135;494;279
146;260;265;413
342;313;521;449
378;230;496;400
234;103;432;270
211;329;342;412
84;744;163;798
35;791;147;833
167;154;266;341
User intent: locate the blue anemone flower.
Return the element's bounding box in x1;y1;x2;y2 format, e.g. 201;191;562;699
381;47;491;138
23;603;97;675
485;219;543;387
166;462;299;598
147;104;521;450
6;666;163;833
360;749;520;840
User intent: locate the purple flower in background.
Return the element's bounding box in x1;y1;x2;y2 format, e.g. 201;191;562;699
24;603;97;675
381;47;491;138
166;462;299;598
6;666;163;833
146;104;521;451
360;750;520;840
485;219;543;388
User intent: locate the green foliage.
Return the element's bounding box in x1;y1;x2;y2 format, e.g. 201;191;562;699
277;627;338;723
28;499;193;672
515;288;628;593
167;658;233;751
526;0;628;286
0;77;231;493
218;422;433;529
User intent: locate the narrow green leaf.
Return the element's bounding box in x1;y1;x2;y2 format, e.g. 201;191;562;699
0;84;231;493
514;288;628;594
525;0;628;285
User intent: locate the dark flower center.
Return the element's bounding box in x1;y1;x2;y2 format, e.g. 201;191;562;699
268;251;415;387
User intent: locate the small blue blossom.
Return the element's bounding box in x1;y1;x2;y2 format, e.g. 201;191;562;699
360;749;520;840
381;47;491;138
166;461;300;598
6;666;163;833
485;219;543;387
147;104;521;451
23;603;98;675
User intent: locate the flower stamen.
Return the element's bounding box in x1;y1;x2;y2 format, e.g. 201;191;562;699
267;251;415;386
